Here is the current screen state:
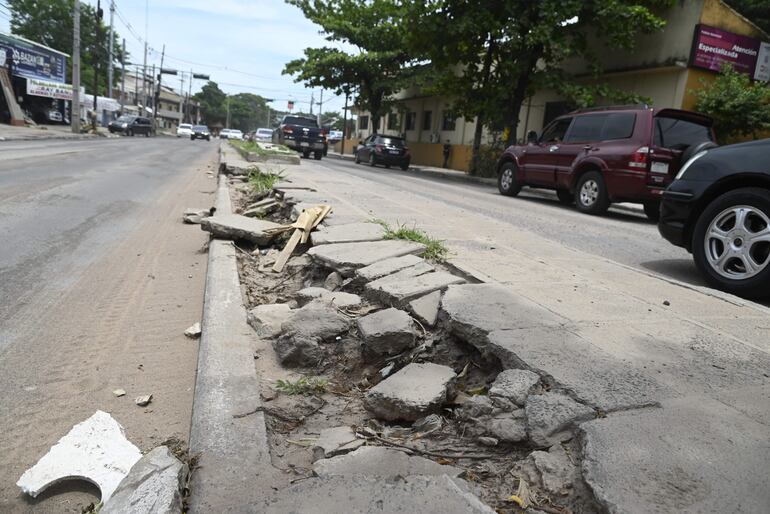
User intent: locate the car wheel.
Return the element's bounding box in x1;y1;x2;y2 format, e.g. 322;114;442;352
643;201;661;222
401;162;410;171
385;164;391;169
127;129;133;137
206;136;210;141
144;131;149;137
692;187;770;299
354;151;361;164
575;171;610;215
369;153;376;167
314;151;322;160
497;162;521;197
302;150;311;159
556;189;573;205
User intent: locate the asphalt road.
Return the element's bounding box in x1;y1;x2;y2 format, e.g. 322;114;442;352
0;136;217;512
315;155;707;287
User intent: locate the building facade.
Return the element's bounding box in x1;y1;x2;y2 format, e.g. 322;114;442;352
343;0;769;172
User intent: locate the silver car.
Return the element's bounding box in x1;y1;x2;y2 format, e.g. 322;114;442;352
255;128;273;142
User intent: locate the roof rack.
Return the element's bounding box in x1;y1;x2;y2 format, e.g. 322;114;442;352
570;104;650;114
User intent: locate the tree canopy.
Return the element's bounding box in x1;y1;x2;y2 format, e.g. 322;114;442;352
726;0;770;34
8;0;126;97
192;82;272;131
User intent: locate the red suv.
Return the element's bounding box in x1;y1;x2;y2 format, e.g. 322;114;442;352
496;106;715;220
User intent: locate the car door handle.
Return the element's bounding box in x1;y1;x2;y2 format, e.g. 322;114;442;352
583;145;598;151
549;145;559;152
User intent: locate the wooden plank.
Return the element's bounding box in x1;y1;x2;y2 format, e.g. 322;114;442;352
272;229;303;272
312;205;333;229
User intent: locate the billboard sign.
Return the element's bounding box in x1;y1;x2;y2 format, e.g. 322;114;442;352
0;32;67;83
690;24;765;77
755;42;770;82
27;78;83;100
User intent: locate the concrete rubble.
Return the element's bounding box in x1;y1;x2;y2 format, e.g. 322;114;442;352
355;254;425;282
310;222;386;245
273;303;351;366
307;240;426;277
364;362;457;421
525;392;595;447
323;271;343;291
16;411;142;502
184;322;201;338
311;426;364;460
356;307;416;357
487;411;528;443
365;270;465;306
529;444;577;495
200;214;282;245
408;290;442;327
295;287;362;308
101;446;187;514
242;197;281;217
247;303;293;339
182;208;212;224
313;446;463;479
489;369;540;406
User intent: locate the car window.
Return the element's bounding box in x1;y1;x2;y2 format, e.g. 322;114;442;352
565;114;607;142
193;125;208;131
376;137;405;147
540;118;572;143
601;113;636;140
284;116;318;128
257;129;272;136
654;116;713;149
179;124;192;129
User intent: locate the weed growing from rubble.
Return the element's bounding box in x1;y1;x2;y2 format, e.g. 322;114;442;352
248;168;284;194
276;376;328;395
370;219;449;262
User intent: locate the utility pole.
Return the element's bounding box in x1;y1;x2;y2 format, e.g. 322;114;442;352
71;0;80;133
92;0;103;129
225;97;230;128
142;42;148;110
119;39;125;113
153;44;164;125
341;90;349;156
309;91;314;115
107;0;114;99
317;89;324;126
150;63;155;115
187;69;193;123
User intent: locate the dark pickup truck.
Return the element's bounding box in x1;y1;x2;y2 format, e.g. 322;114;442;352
273;115;326;160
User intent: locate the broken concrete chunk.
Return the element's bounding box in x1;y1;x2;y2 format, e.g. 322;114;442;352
357;308;416;357
295;287;362;308
525;393;595;447
247;303;293;339
312;426;361;460
530;444;577;495
487;412;528;443
135;395;153;407
307;240;426;277
310;222;386;245
184;322;201;339
408;290;442;327
243;200;280;217
365;271;465;307
17;411;142;502
113;389;126;397
323;271;343;291
478;436;499;447
200;214;282;245
364;363;457;421
313;446;462;479
182;208;212;224
489;369;540;406
101;446;187;514
355;254;424;282
456;395;495;420
274;304;351;366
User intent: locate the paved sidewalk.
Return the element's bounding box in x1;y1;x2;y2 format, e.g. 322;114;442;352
276;159;770;513
0;123;102;141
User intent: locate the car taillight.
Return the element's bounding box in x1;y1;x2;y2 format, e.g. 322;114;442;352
628;146;649;169
375;144;384;153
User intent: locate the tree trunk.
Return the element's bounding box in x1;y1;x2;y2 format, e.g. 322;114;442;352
469;38;496;176
505;49;542;148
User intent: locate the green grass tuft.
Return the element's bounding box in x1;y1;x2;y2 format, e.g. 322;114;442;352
370;219;449;263
275;376;328;395
247;167;283;194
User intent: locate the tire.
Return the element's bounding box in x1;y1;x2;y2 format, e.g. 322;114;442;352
354;151;361;164
385;164;391;169
127;129;133;137
191;136;195;141
643;201;661;222
575;171;610;215
314;151;322;160
369;153;376;167
302;150;311;159
497;162;521;197
681;141;718;164
556;189;573;205
401;162;410;171
692;187;770;299
144;131;149;137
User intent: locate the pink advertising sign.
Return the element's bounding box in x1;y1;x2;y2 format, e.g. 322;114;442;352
690;24;762;76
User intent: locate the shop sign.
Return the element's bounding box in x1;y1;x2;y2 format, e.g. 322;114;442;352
0;32;67;83
27;78;82;100
690;24;766;76
755;42;770;82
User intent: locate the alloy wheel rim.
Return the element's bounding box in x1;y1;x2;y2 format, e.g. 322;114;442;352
580;180;599;206
705;205;770;280
501;169;513;190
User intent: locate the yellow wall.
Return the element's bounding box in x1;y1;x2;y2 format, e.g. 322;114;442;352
700;0;767;38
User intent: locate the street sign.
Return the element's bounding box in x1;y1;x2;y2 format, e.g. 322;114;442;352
287;100;294;110
192;73;209;80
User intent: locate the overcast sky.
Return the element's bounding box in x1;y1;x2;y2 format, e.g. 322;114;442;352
0;0;348;115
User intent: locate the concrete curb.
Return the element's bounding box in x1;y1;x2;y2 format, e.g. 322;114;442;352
188;157;273;512
0;133;99;142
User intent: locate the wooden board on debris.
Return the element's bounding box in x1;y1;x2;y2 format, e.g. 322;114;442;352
271;205;332;272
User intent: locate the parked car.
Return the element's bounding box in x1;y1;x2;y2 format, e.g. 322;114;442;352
177;123;193;138
219;128;232;139
108;115;155;136
354;135;411;170
273;115;325;160
191;125;211;141
327;130;344;145
255;128;273;142
658;138;770;298
228;129;244;141
496;105;715;220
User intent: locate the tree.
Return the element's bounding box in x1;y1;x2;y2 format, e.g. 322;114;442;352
726;0;770;34
694;64;770;143
227;93;270;132
8;0;126;96
283;0;414;134
403;1;669;173
193;81;226;125
319;110;343;129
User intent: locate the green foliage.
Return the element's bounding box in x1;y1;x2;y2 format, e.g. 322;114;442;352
193;83;271;131
8;0;127;97
275;376;328;395
373;219;449;262
693;64;770;143
193;81;227;126
725;0;770;34
237;163;284;194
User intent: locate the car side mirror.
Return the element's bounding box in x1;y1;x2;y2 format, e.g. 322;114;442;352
358;140;364;145
527;131;538;144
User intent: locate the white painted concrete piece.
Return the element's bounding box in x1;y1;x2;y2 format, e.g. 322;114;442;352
17;410;142;502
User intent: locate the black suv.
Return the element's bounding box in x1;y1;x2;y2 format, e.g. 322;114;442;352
355;135;411;170
191;125;211;141
108;115;155;136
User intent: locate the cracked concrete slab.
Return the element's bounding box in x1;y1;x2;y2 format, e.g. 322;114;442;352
364;363;456;421
526;392;595;447
310;222;386;245
200;214;281;245
17;411;142;502
357;307;416;357
307;240;426;277
408;290;442;327
355;254;425;282
295;287;362;308
365;271;465;307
